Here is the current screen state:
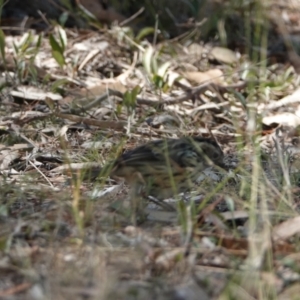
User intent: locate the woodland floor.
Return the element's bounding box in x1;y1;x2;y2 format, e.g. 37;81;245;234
2;4;300;300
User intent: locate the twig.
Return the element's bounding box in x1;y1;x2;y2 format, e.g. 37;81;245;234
55;113;127;130
109;81;254;107
28;160;55;188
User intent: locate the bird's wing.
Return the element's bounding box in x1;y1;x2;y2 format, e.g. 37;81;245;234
167;138;200;168
115;140;168;166
118;138;201;168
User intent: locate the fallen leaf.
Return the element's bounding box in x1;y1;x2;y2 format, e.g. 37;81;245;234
210;47;238;64
263;113;300;127
10;86;62;101
182;69;224;84
273;216;300;242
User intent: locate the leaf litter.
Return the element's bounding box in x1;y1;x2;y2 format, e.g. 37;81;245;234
1;6;300;300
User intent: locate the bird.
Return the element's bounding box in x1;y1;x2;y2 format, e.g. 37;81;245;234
110;136;225;196
95;137;226;221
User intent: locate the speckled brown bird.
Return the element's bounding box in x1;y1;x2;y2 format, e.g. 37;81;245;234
91;136;226;223
106;136;226;201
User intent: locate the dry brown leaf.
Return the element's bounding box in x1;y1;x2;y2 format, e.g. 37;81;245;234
188;43;204;56
263;113;300;127
272;216;300;242
263;88;300;110
220;210;249;221
210;47;238;64
50;162;102;174
0;144;34;151
10;86;62;101
182;69;224;85
0;149;21;170
62;81;127;105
